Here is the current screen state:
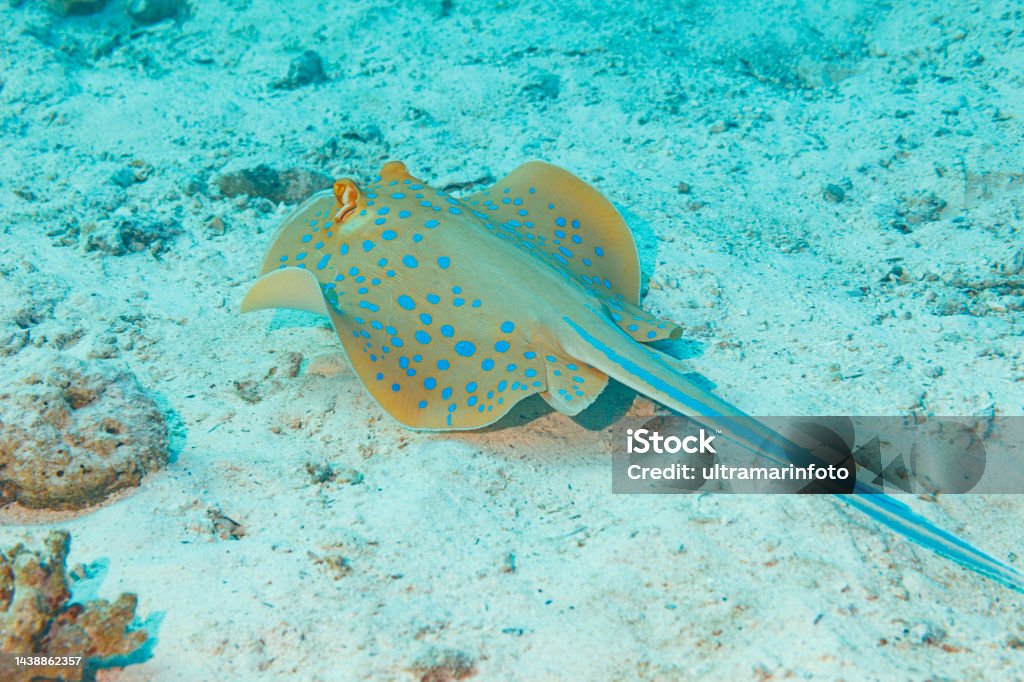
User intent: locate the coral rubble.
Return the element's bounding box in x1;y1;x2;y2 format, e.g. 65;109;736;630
0;531;147;682
0;350;168;510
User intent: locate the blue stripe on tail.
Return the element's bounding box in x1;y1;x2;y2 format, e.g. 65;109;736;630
564;315;1024;594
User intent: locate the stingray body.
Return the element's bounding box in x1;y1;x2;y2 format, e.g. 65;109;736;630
243;160;1023;593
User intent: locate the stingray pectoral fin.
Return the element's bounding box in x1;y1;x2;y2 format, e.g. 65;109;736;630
257;190;339;276
320;303;548;431
561;311;1024;594
241;267;328;316
465;161;643;305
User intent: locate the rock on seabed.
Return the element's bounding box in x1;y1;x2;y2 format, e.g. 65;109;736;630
0;349;168;510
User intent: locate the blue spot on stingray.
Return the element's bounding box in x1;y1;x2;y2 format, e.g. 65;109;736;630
413;234;424;242
371;321;383;330
378;206;390;215
301;234;312;243
545;355;556;362
424;377;437;390
453;298;465;307
399;210;411;218
374;218;386;226
452;286;462;294
437;359;450;371
595;246;605;256
481;359;494;371
339;244;350;255
397;295;416;310
403;255;418;268
279;255;288;262
425;219;439;228
500;321;514;333
391;383;401;392
449;207;462;215
316;254;331;270
494;340;510;353
448;404;457;413
467;396;478;406
376;372;384;380
554;230;566;239
415;330;431;344
419;313;432;325
359;301;380;312
583;258;592;267
471;299;481;308
559;246;573;258
296;252;307;261
466;382;477;393
556;216;567;227
498;380;508;391
524;351;537;359
506;363;518;372
427;294;440;304
382;230;397;240
418;400;427;409
572;234;582;244
392;337;404;347
399;357;410;369
362;240;375;252
386;325;398;335
442;387;453;400
437;256;451;269
440;325;454;337
455;341;476;357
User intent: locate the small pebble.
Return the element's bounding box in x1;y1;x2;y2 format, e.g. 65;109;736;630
272;50;328;90
48;0;107;16
207;216;226;235
127;0;184;25
823;183;845;203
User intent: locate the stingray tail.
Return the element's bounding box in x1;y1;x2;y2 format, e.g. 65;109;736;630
561;313;1024;594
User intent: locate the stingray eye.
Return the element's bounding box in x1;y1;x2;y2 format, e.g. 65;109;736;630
332;179;361;225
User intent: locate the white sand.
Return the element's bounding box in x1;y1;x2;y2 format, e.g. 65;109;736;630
2;0;1023;679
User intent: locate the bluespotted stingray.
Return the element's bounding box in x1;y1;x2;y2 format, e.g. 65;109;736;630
243;160;1023;593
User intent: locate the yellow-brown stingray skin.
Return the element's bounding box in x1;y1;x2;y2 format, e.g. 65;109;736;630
254;160;681;429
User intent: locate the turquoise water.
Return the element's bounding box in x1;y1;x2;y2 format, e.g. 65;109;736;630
1;1;1022;679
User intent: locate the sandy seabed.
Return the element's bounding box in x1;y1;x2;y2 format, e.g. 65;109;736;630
2;0;1023;679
